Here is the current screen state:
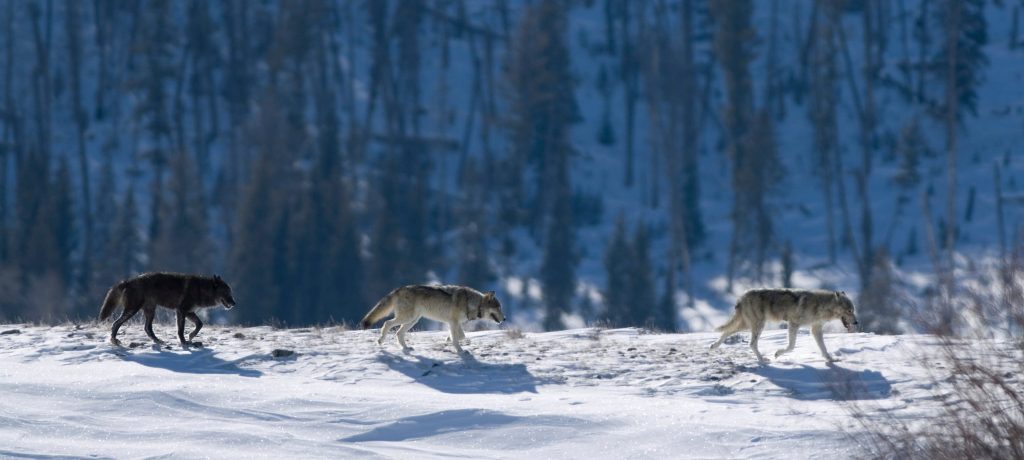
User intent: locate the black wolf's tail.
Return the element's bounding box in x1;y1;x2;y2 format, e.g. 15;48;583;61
360;289;398;329
99;281;127;320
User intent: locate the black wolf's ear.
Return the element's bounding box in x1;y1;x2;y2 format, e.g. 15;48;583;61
215;275;223;282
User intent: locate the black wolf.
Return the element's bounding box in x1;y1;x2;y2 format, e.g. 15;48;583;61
99;272;236;349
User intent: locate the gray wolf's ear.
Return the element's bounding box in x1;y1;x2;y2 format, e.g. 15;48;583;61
485;291;495;298
834;291;841;301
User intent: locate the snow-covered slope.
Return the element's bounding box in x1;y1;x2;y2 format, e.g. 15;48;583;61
1;323;1013;459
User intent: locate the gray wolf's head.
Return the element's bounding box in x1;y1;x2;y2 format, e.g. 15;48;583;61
481;291;504;324
833;291;858;332
214;275;236;310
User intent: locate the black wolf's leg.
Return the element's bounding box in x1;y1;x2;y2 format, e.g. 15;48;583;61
186;312;203;341
110;307;139;346
176;310;189;349
143;307;164;345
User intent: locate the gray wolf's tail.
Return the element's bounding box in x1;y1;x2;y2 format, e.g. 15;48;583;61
360;290;398;329
715;300;746;332
99;281;127;320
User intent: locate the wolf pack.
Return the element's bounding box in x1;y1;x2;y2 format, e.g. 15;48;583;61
99;272;859;364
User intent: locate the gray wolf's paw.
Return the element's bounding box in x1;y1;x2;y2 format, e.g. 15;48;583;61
774;349;787;358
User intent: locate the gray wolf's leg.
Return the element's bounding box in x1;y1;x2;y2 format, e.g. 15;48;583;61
396;320;418;351
176;310;189;350
447;321;466;353
377;318;398;345
811;324;833;362
143;306;164;345
775;322;800;358
186;312;203;341
749;320;766;363
110;307;140;346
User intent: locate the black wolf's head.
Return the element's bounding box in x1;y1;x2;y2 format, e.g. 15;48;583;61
834;291;858;332
214;275;236;310
482;291;505;324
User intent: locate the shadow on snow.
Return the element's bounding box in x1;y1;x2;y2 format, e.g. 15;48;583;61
338;409;583;443
754;363;891;401
376;350;545;394
119;347;263;378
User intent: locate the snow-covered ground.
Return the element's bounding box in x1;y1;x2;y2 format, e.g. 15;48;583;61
2;322;1014;459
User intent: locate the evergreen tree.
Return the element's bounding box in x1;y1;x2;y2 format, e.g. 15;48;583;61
655;268;678;332
503;0;579;234
932;0;988;119
110;186;143;279
603;217;633;327
88;154;120;304
457;158;494;290
808;0;841;263
710;0;768;288
858;249;904;334
893;118;933;189
230;148;284;325
629;223;656;327
150;150;212;273
541;170;576;331
52;157;76;290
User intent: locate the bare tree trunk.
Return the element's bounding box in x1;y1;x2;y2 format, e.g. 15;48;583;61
943;0;960;274
0;0;14;262
93;0;109;120
29;0;54;159
621;0;637;188
857;0;878;289
66;0;93;289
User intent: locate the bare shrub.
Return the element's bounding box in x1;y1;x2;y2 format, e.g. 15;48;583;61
849;249;1024;459
505;328;525;340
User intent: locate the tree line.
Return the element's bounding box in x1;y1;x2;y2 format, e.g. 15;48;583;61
0;0;1000;332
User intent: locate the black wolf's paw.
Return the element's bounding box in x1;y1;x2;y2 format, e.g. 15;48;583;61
109;338;123;347
190;341;204;348
179;341;191;350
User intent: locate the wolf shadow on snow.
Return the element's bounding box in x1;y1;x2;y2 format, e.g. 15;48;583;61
117;346;263;378
753;363;891;401
377;350;549;394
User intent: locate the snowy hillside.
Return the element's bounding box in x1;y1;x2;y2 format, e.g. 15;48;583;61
2;323;1016;458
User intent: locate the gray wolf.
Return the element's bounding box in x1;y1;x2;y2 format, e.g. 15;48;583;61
709;289;858;362
360;285;505;353
99;272;236;349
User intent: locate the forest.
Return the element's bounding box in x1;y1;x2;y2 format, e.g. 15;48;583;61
0;0;1019;334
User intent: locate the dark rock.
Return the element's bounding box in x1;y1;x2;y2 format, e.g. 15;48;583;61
271;348;294;358
1;329;20;335
232;332;246;339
